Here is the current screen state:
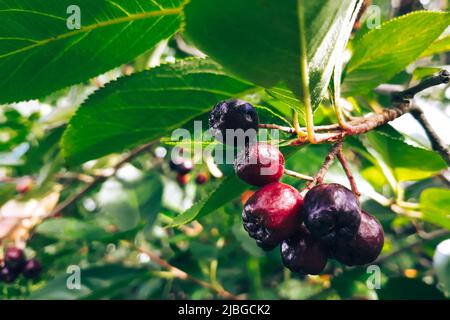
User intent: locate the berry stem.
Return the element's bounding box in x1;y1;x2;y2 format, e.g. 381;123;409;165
283;169;314;181
336;149;361;197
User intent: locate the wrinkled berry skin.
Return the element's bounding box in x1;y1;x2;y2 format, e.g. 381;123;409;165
4;247;26;272
281;226;329;275
235;143;284;187
332;211;384;266
22;258;42;280
242;182;303;250
303;183;361;245
209;99;259;145
0;266;18;283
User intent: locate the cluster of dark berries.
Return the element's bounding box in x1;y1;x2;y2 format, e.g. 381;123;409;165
209;99;384;275
0;247;42;283
168;150;209;186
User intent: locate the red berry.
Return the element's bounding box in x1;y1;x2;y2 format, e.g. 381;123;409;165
177;173;190;186
16;177;33;194
242;182;303;250
281;225;329;275
4;247;26;272
235;143;284;186
22;258;42;279
195;173;208;185
332;211;384;266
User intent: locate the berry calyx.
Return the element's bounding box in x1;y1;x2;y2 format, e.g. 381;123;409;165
195;172;208;185
281;225;329;275
332;211;384;266
234;143;284;187
22;258;42;280
4;247;26;272
0;266;18;283
303;183;361;245
242;182;304;250
209;99;259;145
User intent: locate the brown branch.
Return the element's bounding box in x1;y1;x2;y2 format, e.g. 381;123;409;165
134;245;241;300
410;105;450;166
336;149;361;197
303;141;343;192
50;142;155;216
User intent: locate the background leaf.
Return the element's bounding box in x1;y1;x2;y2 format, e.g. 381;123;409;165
343;11;450;95
184;0;361;111
420;188;450;230
0;0;184;103
62;58;255;165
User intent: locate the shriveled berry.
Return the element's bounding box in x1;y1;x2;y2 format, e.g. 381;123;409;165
281;225;329;275
195;172;208;185
303;183;361;245
209;99;259;145
4;247;26;272
176;173;190;186
332;211;384;266
242;182;303;250
0;266;18;283
234;143;284;187
22;258;42;279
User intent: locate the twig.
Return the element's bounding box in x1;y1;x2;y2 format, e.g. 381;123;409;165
50;142;155;216
303;141;343;192
375;229;450;264
134;245;241;300
410;105;450;165
284;169;314;181
337;149;361;197
258;123;341;134
393;69;450;101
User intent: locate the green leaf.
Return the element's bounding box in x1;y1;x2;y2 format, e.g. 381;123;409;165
36;218;110;241
378;278;446;300
168;173;248;227
184;0;362;111
343;11;450;95
29;265;148;299
365;131;447;182
61;58;255;165
0;0;185;103
420;35;450;58
420;188;450;230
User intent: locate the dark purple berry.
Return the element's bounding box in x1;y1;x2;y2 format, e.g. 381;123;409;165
281;226;329;275
0;266;18;283
209;99;259;145
235;143;284;187
195;172;208;185
303;183;361;245
22;258;42;279
4;247;26;272
332;211;384;266
242;182;303;251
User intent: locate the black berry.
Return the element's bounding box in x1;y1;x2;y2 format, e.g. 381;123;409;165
332;211;384;266
0;266;18;283
209;99;259;145
235;143;284;187
281;225;329;275
303;183;361;245
22;258;42;279
242;182;303;251
4;247;26;272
